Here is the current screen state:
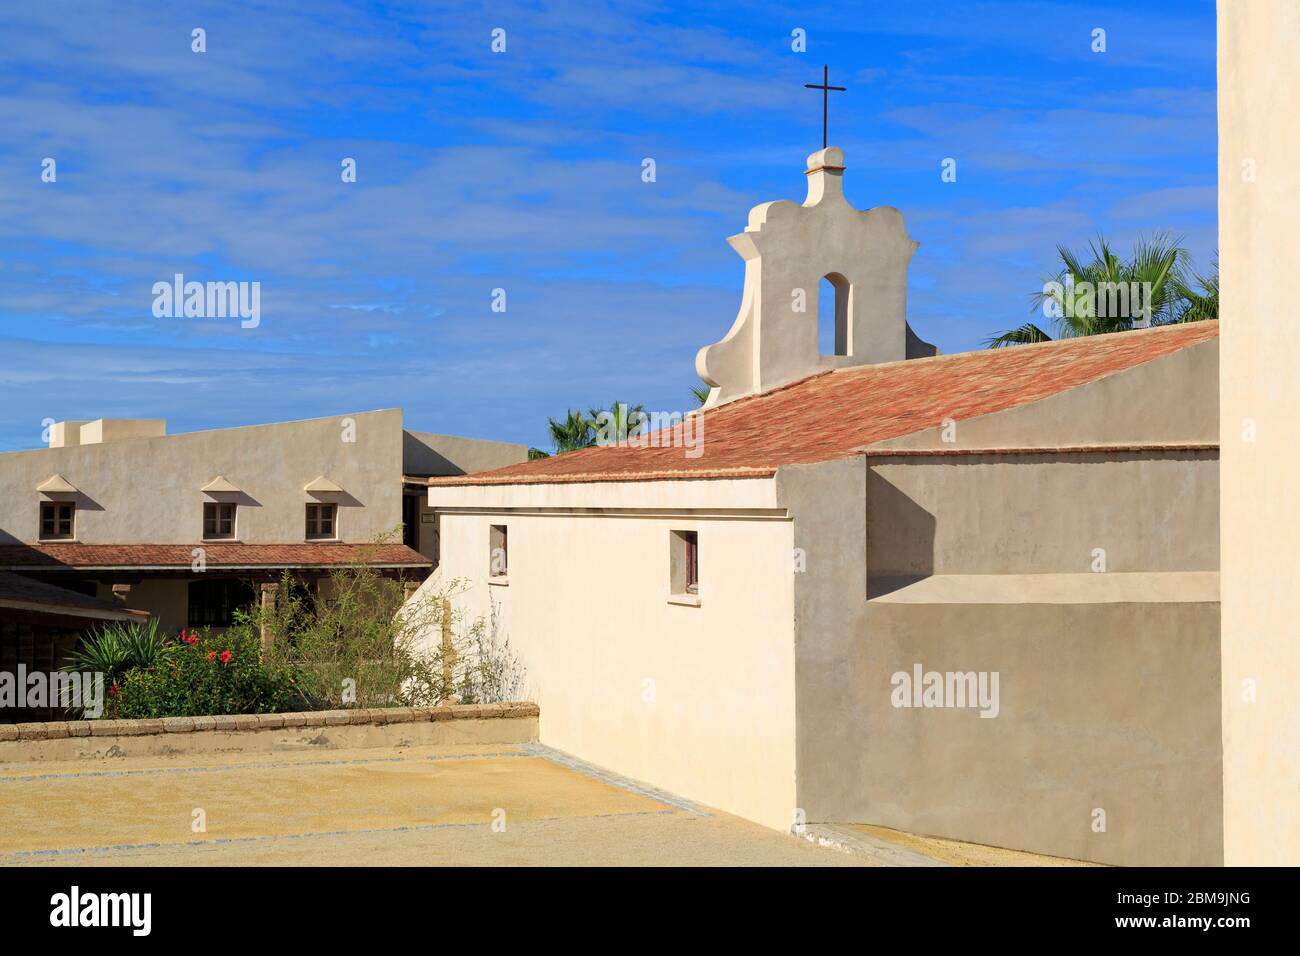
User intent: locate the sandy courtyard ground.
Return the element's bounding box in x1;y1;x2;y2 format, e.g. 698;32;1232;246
0;742;1088;866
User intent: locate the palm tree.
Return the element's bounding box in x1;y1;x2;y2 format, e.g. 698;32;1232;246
547;409;594;454
1175;255;1219;323
987;233;1197;348
690;384;711;406
587;401;648;446
546;401;649;454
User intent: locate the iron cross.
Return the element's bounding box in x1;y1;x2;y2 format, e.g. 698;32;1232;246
804;64;846;149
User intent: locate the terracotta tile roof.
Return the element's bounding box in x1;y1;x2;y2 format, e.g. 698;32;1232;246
430;322;1219;487
0;570;149;620
0;543;430;570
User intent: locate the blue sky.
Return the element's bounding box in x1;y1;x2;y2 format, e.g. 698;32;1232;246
0;0;1217;452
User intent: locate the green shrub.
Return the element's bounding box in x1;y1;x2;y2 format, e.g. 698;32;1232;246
256;561;412;709
106;628;301;719
246;545;523;709
63;617;174;685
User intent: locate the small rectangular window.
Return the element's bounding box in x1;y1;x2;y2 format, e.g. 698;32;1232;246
670;530;699;599
203;502;236;539
489;524;508;577
306;503;337;540
39;502;75;540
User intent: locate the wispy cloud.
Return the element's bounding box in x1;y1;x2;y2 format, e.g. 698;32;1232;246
0;0;1217;450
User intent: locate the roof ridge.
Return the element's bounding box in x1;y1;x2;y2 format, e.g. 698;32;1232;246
833;319;1220;377
700;321;1219;409
428;320;1218;488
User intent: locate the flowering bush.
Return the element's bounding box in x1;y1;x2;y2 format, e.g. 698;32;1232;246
106;627;300;719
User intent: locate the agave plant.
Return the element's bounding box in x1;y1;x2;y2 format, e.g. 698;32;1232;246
62;617;174;683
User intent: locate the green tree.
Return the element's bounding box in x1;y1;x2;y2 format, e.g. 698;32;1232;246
547;401;648;453
587;401;647;446
1175;255;1219;324
546;409;594;454
987;233;1214;348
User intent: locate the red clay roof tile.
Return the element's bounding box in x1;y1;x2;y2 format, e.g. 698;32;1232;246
430;322;1219;487
0;543;430;570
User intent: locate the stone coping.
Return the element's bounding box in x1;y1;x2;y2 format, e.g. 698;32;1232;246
0;702;540;742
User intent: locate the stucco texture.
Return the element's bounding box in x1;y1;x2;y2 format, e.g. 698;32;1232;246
420;508;799;831
1217;0;1300;865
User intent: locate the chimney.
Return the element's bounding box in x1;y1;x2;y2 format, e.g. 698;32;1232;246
47;421;89;448
49;419;167;447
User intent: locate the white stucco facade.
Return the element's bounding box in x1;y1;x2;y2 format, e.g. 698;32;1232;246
425;479;798;830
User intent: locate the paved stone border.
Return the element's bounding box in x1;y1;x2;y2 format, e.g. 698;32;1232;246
0;702;540;742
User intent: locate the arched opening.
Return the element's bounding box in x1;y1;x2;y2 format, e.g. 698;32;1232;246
817;273;851;356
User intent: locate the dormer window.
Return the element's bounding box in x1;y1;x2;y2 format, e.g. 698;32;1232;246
39;502;75;540
203;502;236;540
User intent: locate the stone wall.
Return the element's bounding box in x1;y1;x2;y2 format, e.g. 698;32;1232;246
0;702;539;761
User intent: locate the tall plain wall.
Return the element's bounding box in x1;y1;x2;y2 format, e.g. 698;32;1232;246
1217;0;1300;865
419;503;799;830
788;441;1224;865
859;598;1222;866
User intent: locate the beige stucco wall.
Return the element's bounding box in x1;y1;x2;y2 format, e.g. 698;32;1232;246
416;493;799;830
865;451;1219;579
783;331;1224;865
401;432;529;565
785;451;1223;865
1217;0;1300;865
0;410;404;545
402;430;528;476
856;599;1222;866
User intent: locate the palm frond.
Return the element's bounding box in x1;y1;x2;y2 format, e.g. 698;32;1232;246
547;409;594;454
984;323;1053;348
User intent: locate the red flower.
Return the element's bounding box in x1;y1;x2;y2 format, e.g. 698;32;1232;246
207;651;216;661
109;683;119;697
220;650;233;664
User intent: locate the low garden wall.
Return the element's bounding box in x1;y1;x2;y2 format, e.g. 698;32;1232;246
0;702;539;762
